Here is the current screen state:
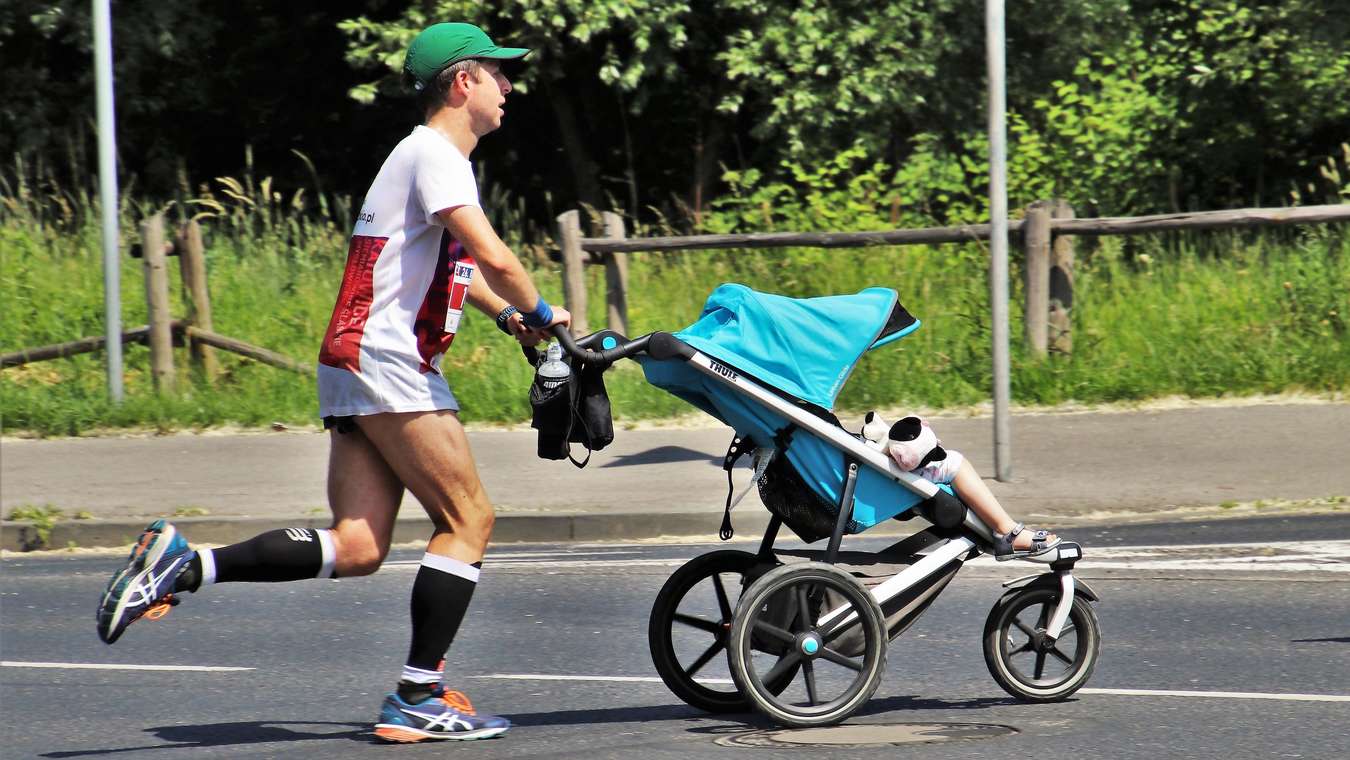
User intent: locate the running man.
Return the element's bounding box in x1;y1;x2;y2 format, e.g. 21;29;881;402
95;22;568;743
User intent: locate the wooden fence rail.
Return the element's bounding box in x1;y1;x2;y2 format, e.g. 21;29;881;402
185;326;312;375
560;202;1350;358
1;324;171;369
1;321;311;376
3;213;310;379
575;203;1350;254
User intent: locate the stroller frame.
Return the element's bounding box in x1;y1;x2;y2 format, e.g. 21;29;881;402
679;340;1084;643
550;313;1099;728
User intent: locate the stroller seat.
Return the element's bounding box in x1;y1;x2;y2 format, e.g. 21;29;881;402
636;284;952;542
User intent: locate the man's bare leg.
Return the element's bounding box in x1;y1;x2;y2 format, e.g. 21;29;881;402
354;410;494;563
950;460;1057;550
327;426;406;576
354;410;499;718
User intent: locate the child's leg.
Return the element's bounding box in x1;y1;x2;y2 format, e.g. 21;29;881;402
944;458;1057;550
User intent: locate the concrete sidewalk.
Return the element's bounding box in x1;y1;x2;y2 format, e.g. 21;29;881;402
2;401;1347;550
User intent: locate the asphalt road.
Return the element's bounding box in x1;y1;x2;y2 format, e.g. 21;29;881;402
3;514;1348;759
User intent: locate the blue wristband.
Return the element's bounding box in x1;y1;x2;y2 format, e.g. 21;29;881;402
520;297;554;329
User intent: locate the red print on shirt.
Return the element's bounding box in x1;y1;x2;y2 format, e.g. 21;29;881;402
414;230;475;373
319;235;388;372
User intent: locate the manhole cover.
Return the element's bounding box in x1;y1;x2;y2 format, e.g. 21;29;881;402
715;722;1017;748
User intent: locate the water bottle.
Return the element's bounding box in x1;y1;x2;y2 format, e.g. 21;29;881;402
532;342;575;460
536;342;571;390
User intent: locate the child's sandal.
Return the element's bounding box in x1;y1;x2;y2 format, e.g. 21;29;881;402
993;522;1062;562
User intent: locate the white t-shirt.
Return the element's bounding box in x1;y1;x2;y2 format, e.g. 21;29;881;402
316;125;480;418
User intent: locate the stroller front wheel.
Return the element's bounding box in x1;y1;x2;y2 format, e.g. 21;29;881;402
983;586;1101;702
729;562;887;728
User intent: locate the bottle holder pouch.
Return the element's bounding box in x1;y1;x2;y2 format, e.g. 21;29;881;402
530;355;614;467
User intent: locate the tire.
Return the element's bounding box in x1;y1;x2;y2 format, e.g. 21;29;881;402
728;562;887;728
648;550;794;713
983;586;1101;702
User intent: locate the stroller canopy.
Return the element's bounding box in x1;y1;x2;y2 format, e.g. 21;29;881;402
637;284;932;533
671;284;919;410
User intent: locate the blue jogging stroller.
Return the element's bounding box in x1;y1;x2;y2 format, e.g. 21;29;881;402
545;284;1101;728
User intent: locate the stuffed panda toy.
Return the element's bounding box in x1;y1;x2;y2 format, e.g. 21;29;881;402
860;412;947;472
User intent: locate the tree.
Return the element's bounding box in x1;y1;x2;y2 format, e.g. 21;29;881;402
1;1;405;204
1136;0;1350;207
340;1;701;217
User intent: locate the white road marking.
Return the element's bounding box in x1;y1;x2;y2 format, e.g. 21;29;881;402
1081;688;1350;703
470;674;1350;702
472;673;733;685
384;558;686;570
1;661;253;672
384;540;1350;574
972;539;1350;573
382;550;648;569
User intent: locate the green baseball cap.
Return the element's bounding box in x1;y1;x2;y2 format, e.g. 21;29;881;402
404;23;530;90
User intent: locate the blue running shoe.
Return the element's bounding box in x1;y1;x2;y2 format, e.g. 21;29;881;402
96;519;192;644
374;686;510;742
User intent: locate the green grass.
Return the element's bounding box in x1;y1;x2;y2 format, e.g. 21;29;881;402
2;201;1347;435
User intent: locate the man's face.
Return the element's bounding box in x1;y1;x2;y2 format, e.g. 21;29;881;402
465;61;512;136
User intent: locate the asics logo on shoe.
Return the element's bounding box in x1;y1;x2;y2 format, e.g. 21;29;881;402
404;708;474;732
284;528;313;542
124;560;186;609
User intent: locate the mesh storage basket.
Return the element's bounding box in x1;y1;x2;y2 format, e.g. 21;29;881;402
757;454;864;542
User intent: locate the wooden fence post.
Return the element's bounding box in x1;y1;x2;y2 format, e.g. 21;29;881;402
176;219;219;380
556;210;589;335
1049;200;1075;354
1022;200;1051;357
601;211;629;336
139;213;175;391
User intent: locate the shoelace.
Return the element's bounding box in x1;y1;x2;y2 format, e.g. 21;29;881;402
437;689;476;715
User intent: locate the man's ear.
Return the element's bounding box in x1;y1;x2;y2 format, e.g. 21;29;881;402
451;68;475;98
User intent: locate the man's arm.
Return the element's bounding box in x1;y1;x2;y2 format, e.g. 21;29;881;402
465;271;508;318
465;273;541;346
440;205;566;331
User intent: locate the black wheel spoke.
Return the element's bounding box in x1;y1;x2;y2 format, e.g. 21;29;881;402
1036;603;1051;630
1010;641;1036;656
1060;623;1076;636
1049;646;1074;665
673;613;721;634
796;585;814;630
1012;619;1038;638
683;640;725;678
762;652;802;685
712;573;733;620
1034;650;1048;680
753;619;796;646
803;660;818;705
818;646;864;672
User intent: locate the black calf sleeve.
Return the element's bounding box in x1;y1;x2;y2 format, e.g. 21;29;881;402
203;528;336;585
405;554;480;674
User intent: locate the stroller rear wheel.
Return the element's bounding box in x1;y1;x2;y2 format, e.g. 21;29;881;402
649;550;796;713
983;586;1101;702
729;562;887;728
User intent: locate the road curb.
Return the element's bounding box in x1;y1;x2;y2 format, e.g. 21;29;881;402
6;504;1343;552
1;511;821;552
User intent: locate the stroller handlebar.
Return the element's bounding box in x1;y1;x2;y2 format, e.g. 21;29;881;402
546;324;653;368
521;326;693;369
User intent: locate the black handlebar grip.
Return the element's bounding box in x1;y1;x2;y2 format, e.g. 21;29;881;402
548;324;650;368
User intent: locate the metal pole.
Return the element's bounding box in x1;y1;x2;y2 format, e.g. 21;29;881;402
93;0;123;402
986;0;1011;480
